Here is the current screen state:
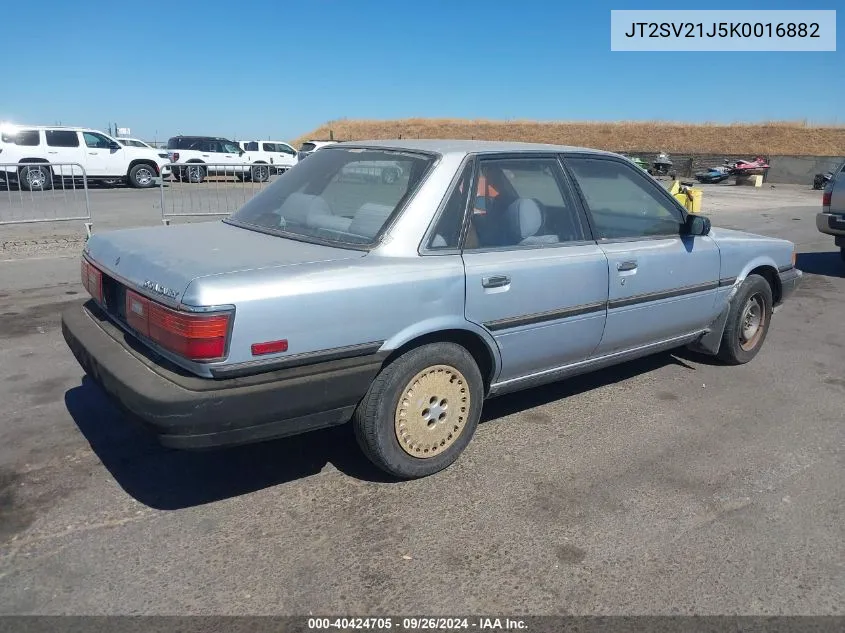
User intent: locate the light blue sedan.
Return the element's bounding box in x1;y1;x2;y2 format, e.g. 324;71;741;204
62;140;802;478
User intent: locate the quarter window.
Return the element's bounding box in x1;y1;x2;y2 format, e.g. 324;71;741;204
2;129;40;146
566;157;684;239
45;130;80;148
428;161;473;250
465;158;586;249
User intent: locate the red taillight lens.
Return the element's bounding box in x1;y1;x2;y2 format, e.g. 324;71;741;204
81;259;103;302
172;152;179;162
125;290;230;361
822;191;831;208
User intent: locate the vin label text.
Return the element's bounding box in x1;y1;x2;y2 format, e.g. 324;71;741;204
611;10;836;51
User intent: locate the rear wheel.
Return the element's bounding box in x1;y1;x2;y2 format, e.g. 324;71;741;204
251;163;270;183
717;274;773;365
128;163;156;188
353;342;484;479
19;165;52;191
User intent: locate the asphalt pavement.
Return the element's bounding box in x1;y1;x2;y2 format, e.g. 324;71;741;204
0;183;842;615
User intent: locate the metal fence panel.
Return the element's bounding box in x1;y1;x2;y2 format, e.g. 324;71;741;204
160;163;276;222
0;163;91;226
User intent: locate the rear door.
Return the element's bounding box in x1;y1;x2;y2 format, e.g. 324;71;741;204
460;155;609;383
563;154;721;355
44;130;86;178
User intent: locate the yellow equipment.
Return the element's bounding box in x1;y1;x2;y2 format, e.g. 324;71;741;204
669;180;703;213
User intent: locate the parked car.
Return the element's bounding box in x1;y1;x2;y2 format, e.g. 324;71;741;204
62;140;802;479
0;125;170;190
297;139;338;161
166;135;269;183
238;140;298;174
815;159;845;261
116;137;156;149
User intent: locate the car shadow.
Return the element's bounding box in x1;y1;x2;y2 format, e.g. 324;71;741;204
796;251;845;279
65;350;701;510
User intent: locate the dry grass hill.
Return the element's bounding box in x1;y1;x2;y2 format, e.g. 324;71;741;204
296;119;845;156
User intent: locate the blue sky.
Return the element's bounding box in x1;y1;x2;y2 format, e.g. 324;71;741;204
1;0;841;142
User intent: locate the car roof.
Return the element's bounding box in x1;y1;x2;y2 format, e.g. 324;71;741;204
335;138;619;158
2;125;102;133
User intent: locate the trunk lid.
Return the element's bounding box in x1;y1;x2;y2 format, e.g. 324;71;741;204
84;220;364;305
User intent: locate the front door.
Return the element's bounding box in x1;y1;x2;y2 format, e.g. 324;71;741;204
461;156;609;383
564;155;721;355
82;131;125;176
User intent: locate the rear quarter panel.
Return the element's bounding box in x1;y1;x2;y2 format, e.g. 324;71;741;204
187;254;500;375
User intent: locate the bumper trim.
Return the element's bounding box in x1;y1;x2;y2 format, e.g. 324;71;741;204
62;300;384;449
816;212;845;237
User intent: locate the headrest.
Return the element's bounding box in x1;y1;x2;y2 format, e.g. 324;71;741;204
506;198;542;240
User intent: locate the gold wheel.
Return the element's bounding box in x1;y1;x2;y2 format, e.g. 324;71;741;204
394;364;470;458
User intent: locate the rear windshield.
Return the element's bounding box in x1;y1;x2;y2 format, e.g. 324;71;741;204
299;142;316;152
226;148;434;247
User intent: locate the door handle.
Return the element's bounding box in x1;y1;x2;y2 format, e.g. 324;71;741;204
88;152;98;155
482;274;511;288
202;154;210;157
617;261;638;272
47;151;58;154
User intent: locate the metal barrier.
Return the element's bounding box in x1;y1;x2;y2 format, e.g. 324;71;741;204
0;163;91;233
159;162;276;223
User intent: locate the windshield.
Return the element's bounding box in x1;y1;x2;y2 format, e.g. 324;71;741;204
226;147;434;246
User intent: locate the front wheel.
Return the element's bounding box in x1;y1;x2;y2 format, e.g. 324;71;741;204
183;164;206;183
717;274;773;365
128;163;157;188
353;342;484;479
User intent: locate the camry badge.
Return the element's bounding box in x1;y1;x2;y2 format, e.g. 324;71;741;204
142;280;180;299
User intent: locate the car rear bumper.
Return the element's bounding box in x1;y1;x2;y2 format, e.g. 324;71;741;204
816;212;845;236
61;300;384;450
778;266;802;304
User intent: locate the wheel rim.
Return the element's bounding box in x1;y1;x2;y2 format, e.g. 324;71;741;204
254;166;268;180
188;167;201;181
394;364;470;458
26;168;45;188
739;293;766;351
135;168;153;185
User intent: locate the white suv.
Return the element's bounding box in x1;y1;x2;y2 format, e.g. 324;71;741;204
0;125;170;190
238;140;298;173
297;139;339;161
166;136;268;183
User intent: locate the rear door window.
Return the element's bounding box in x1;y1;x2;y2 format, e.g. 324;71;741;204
45;130;80;147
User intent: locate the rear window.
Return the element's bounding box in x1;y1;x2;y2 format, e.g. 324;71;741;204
300;142;316;152
1;129;40;146
227;147;434;247
45;130;80;147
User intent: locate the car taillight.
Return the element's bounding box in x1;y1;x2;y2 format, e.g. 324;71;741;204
125;290;231;361
171;152;179;162
80;259;103;302
822;191;831;209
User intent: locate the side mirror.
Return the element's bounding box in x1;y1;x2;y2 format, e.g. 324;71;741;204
109;142;121;151
239;149;245;156
684;214;711;236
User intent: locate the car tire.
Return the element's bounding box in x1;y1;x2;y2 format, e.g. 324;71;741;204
128;163;157;188
352;342;484;479
251;163;270;183
717;274;773;365
184;164;205;184
18;165;52;191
